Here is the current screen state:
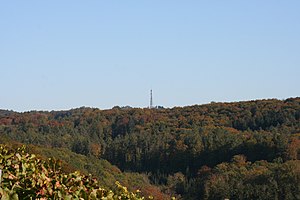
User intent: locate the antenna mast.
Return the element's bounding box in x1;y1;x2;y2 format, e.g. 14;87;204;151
150;89;153;109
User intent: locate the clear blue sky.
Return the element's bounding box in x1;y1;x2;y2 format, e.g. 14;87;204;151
1;1;299;111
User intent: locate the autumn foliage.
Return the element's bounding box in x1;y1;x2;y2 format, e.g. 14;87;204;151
0;97;299;199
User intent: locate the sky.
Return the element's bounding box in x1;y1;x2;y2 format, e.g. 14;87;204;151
0;1;299;112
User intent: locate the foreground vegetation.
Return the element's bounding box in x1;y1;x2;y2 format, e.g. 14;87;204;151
0;97;299;199
0;146;146;200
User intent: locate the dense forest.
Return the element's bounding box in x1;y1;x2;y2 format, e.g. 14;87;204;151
0;97;299;199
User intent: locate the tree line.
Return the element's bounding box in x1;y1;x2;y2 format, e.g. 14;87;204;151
0;97;299;199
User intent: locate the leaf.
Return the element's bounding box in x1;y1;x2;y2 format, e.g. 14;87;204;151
10;193;18;200
15;154;21;161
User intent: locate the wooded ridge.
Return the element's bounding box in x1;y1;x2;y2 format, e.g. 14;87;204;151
0;97;299;199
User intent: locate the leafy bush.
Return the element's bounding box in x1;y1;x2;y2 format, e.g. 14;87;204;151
0;146;146;200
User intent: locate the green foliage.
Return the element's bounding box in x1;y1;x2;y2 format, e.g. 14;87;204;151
1;97;300;199
202;158;300;200
0;146;146;200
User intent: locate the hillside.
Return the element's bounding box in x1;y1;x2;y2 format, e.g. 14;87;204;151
0;97;300;199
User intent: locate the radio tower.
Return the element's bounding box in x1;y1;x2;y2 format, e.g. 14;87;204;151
150;89;153;109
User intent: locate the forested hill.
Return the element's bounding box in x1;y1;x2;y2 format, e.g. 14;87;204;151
0;97;300;199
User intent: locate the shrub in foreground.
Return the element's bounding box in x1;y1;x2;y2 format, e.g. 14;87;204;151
0;146;146;200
